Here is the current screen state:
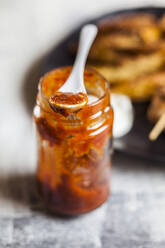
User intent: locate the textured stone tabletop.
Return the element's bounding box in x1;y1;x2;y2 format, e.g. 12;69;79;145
1;1;165;247
1;154;165;247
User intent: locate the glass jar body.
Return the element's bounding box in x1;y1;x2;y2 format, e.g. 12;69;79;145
33;67;113;215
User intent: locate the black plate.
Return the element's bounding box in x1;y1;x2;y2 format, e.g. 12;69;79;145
43;6;165;163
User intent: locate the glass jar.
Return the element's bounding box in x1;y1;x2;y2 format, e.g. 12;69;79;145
33;66;113;215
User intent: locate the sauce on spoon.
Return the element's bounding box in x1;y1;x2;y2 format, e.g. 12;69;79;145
49;92;88;116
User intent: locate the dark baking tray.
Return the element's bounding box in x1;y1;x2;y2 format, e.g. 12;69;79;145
43;6;165;162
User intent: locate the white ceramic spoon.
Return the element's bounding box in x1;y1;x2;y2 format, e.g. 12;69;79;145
49;24;98;110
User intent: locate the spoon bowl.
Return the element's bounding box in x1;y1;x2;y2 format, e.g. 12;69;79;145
49;91;88;112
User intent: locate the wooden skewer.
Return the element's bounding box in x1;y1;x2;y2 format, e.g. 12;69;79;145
149;113;165;141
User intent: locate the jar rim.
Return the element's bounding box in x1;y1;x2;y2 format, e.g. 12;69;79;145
39;66;110;110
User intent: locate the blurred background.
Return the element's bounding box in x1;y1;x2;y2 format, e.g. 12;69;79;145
1;0;165;171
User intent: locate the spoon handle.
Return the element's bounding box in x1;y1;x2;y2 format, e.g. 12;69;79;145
72;24;98;92
60;24;98;93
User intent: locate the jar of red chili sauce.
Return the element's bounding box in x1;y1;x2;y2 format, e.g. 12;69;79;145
33;66;113;215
